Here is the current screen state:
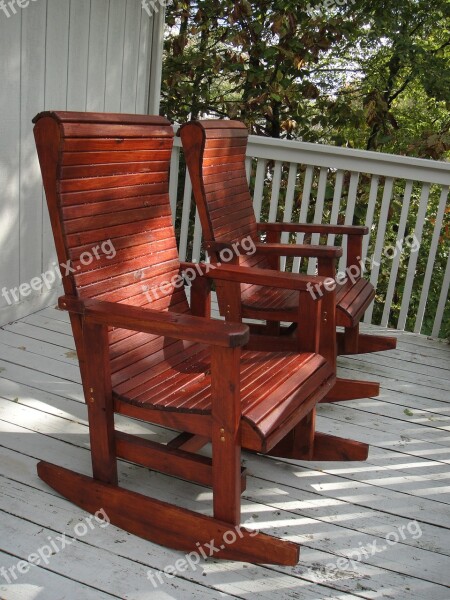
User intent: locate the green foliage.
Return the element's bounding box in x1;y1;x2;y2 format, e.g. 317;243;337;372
162;0;450;337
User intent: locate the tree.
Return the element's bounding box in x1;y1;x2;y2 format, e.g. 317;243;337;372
163;0;450;157
162;1;450;337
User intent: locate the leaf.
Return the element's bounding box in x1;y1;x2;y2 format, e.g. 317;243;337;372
404;408;414;417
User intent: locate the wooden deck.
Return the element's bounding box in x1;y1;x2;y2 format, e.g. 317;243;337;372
0;305;449;599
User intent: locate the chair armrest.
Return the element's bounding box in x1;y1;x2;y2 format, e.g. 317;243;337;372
257;222;369;236
58;296;249;348
181;262;332;294
254;242;342;259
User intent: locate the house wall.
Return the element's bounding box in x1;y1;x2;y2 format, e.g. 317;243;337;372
0;0;164;325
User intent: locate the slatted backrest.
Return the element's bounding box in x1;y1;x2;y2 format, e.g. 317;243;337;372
180;120;272;273
33;111;189;378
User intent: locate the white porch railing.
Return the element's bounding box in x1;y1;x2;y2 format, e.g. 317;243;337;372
170;134;450;339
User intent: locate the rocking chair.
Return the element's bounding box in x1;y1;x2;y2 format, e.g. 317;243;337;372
179;120;397;402
33;111;368;566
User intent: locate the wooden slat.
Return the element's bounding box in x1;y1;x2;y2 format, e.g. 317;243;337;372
364;176;394;324
64;137;172;151
397;183;431;330
62;193;169;219
60;181;167;206
59;172;166;193
292;165;314;273
62;149;172;165
338;171;360;274
415;186;449;333
178;172;193;261
326;169;345;247
280;163;298;271
432;245;450;338
361;174;380;263
252;158;267;221
85;1;109;112
268;160;283;222
381;180;414;326
169;145;181;223
308;167;328;275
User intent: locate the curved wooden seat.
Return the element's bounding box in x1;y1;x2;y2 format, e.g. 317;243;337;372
33;111;368;567
112;344;333;451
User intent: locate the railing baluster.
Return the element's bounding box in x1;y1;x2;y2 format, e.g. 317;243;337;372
269;160;283;222
339;171;360;273
308;167;328;274
169;145;181;225
361;175;380;265
415;185;449;333
364;177;394;324
327;170;344;247
245;156;252;182
397;182;431;330
280;163;298;271
292;165;314;273
191;208;203;263
252;158;267;222
178;172;192;262
432;247;450;338
381;180;413;327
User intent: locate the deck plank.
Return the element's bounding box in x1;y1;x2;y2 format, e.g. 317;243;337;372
0;306;449;599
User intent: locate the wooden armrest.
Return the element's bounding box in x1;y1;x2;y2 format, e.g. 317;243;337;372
182;263;332;294
255;242;342;259
257;222;369;236
58;296;249;348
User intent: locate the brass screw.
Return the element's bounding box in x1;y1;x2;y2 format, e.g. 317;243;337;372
88;397;95;404
323;311;328;323
220;427;225;442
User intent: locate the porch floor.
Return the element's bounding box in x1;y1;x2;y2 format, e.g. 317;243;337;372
0;305;449;599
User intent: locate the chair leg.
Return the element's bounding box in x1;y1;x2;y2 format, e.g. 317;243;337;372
341;324;360;354
264;410;369;461
211;346;242;525
84;321;117;485
337;331;397;354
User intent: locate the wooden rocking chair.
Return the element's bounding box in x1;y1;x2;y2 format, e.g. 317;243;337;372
33;111;368;566
179;120;397;403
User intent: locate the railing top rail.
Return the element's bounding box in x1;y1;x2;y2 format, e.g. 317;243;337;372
245;135;450;185
174;130;450;185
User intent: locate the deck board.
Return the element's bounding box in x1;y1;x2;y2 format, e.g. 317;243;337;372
0;305;449;599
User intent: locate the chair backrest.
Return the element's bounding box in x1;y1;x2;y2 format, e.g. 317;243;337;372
180;120;277;317
33;111;189;377
180;120;272;272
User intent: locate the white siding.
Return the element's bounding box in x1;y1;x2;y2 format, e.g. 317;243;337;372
0;0;163;325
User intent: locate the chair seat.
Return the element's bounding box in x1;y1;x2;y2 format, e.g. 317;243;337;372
112;335;334;452
241;278;375;328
